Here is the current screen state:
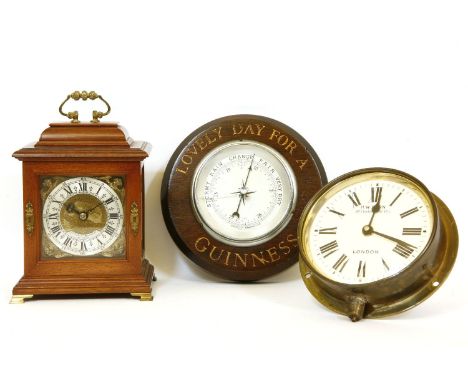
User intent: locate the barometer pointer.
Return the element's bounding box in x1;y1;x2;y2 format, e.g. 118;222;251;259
231;154;255;218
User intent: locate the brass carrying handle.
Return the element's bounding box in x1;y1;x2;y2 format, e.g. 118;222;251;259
59;91;111;123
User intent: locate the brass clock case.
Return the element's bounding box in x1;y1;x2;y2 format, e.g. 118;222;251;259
298;168;458;321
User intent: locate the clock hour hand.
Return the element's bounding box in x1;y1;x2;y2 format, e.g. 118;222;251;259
66;202;89;221
66;202;79;215
367;201;381;227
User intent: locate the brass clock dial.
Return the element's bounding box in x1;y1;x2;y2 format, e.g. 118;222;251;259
42;176;125;258
298;168;458;321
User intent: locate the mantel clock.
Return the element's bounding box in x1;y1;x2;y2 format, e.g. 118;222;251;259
11;91;155;303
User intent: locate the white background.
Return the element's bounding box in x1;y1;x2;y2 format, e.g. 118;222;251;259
0;1;466;381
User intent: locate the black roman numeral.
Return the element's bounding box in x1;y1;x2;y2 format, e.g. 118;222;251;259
333;254;349;272
320;240;339;257
371;186;382;203
357;260;366;278
79;182;88;192
318;227;337;235
63;184;73;195
402;228;422;235
109;213;119;220
381;258;390;271
104;197;114;205
348;192;361;207
400;207;419;218
81;241;87;252
48;213;58;220
50;225;60;234
390;192;402;206
63;237;72;248
328;208;345;217
393;243;415;258
105;225;115;236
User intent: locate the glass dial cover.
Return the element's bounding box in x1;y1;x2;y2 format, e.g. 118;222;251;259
302;172;435;284
191;140;297;246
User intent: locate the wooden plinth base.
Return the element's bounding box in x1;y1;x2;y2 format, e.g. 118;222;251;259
11;259;155;303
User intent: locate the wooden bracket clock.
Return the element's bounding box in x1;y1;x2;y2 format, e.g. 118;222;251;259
161;115;327;281
298;168;458;321
11;91;155;303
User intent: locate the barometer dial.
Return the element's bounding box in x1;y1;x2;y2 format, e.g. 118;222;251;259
192;141;297;246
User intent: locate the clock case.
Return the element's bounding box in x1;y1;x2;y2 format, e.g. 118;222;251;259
298;168;458;321
12;122;155;302
161;114;327;281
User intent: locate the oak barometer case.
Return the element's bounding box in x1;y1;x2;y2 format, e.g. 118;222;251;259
162;115;327;280
298;168;458;321
11;91;155;303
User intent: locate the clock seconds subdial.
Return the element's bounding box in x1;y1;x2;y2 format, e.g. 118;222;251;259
192;141;297;246
307;179;434;284
42;177;124;256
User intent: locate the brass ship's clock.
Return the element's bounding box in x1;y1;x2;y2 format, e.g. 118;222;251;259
161;115;327;281
11;91;155;303
298;168;458;321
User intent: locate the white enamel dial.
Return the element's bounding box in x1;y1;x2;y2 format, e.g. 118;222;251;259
303;172;434;284
191;140;297;246
42;177;124;256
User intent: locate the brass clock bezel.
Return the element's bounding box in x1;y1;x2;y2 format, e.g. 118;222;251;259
298;167;458;321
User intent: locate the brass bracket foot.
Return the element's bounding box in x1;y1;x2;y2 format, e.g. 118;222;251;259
10;295;34;304
130;292;153;301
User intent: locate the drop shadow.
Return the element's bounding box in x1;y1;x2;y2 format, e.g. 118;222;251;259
144;168;179;283
145;168;228;284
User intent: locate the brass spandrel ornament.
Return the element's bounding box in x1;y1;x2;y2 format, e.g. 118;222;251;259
11;91;155;303
298;168;458;321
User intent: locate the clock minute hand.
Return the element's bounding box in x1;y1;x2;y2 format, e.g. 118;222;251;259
372;229;417;249
85;200;106;214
